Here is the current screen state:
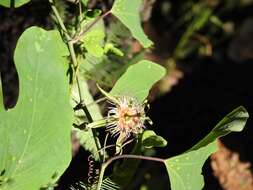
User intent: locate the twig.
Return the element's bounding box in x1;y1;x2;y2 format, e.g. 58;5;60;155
49;0;71;41
72;10;111;43
78;1;83;21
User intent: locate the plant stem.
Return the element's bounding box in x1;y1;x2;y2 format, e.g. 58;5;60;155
49;0;71;41
103;133;109;162
96;155;165;190
49;0;103;161
85;97;107;107
72;10;111;43
78;1;83;21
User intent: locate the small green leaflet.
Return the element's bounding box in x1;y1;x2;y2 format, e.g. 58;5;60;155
110;60;166;102
142;130;167;148
164;106;249;190
0;27;73;190
111;0;153;48
0;0;30;7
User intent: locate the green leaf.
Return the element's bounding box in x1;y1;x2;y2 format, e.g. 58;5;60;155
111;0;153;48
165;142;216;190
190;106;249;151
0;79;4;111
0;0;30;7
0;27;73;189
142;130;167;148
164;106;249;190
81;0;88;6
82;29;105;57
110;60;166;101
75;129;100;160
71;76;103;121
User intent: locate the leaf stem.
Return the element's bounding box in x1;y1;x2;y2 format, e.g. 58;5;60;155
96;155;165;190
85;97;107;107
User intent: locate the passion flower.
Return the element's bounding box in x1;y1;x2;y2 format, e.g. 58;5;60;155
106;95;150;143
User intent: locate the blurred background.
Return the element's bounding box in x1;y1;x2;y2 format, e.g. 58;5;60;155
0;0;253;189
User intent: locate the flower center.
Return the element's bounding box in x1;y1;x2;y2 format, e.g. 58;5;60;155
118;106;140;130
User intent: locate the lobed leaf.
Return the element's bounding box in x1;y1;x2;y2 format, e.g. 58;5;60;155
111;0;153;48
0;27;73;190
110;60;166;102
0;0;30;8
164;106;249;190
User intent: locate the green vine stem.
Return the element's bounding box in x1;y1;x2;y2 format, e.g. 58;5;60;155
72;10;111;43
96;155;165;190
78;1;83;21
48;0;110;161
48;0;71;41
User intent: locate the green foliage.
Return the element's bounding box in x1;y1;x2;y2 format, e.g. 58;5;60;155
0;0;30;7
1;1;250;190
75;128;101;160
70;178;119;190
174;5;212;58
110;60;166;101
0;80;3;110
79;17;105;58
100;178;120;190
81;29;105;57
106;21;131;46
111;0;153;48
81;0;88;6
112;130;166;187
80;53;115;87
0;27;73;189
142;130;167;148
165;142;216;190
71;76;102;160
164;106;249;190
80;50;145;88
190;106;249;151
